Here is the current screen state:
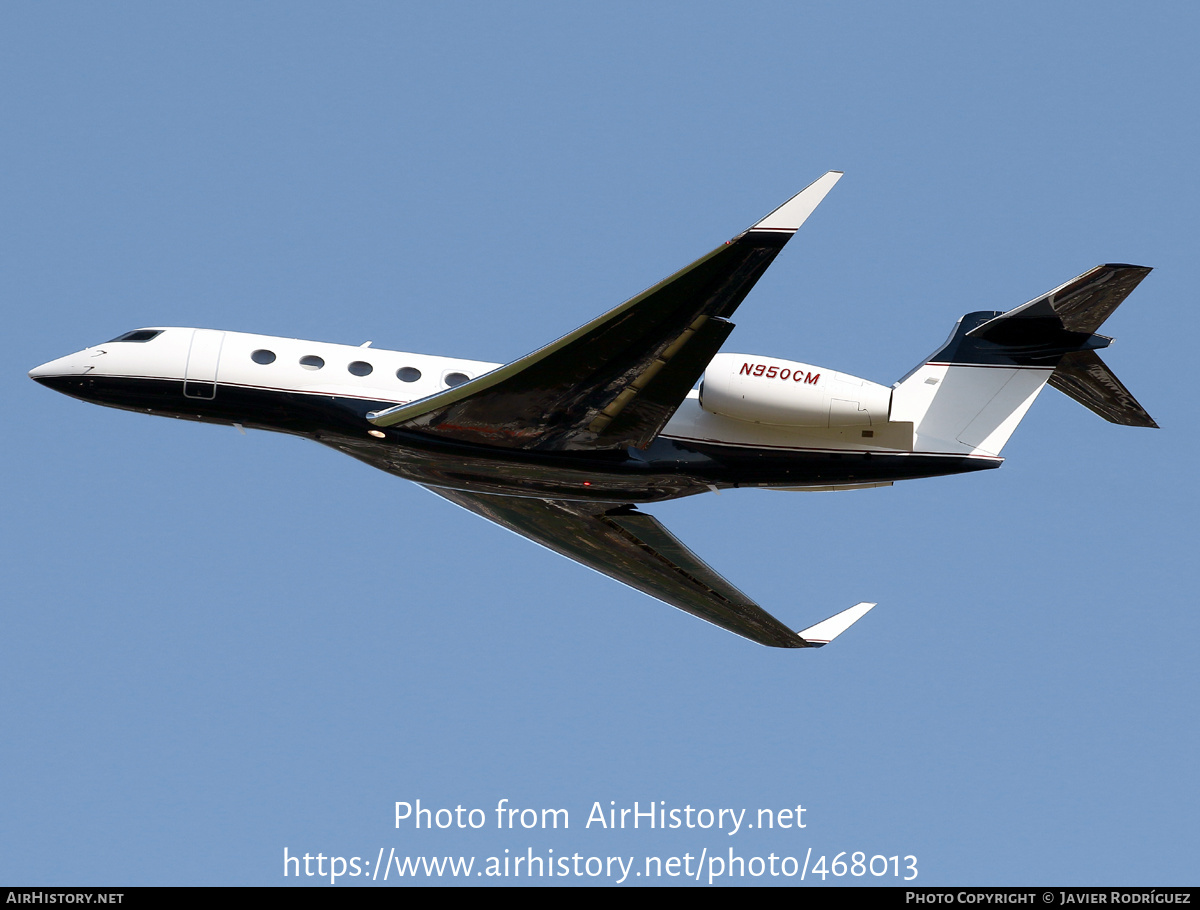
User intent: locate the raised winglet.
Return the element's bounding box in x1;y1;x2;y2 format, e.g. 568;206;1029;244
748;170;844;234
797;601;877;647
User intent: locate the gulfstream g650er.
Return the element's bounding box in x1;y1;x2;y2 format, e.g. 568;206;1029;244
30;173;1156;647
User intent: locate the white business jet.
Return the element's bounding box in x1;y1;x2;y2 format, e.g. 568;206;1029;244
29;173;1156;647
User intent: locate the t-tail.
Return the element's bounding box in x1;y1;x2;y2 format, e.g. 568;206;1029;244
890;264;1157;457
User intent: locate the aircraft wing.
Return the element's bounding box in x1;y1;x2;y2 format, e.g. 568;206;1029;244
370;172;843;452
425;485;875;648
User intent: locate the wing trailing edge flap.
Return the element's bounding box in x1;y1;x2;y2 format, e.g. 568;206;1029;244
424;485;874;649
369;172;844;453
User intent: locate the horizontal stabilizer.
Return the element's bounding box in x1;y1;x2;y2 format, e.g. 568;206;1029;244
797;602;877;647
968;264;1152;341
1048;349;1158;428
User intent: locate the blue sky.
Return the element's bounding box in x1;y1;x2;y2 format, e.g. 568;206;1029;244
4;2;1197;886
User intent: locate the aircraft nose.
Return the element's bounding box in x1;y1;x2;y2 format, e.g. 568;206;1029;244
29;360;57;382
29;352;91;387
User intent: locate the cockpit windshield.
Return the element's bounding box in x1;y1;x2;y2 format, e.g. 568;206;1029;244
105;330;163;343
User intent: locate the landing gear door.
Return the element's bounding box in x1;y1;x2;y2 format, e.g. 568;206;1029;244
184;329;224;399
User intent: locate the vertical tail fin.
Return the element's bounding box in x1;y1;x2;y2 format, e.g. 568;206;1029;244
890;265;1156;455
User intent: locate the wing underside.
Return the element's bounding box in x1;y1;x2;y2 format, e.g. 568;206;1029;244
427;486;811;647
427;486;875;648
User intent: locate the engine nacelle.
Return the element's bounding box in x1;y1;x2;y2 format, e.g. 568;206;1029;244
699;353;892;428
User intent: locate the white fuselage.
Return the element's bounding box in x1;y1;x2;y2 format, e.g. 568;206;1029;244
31;326;955;459
31;326;1009;504
30;326;1032;470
